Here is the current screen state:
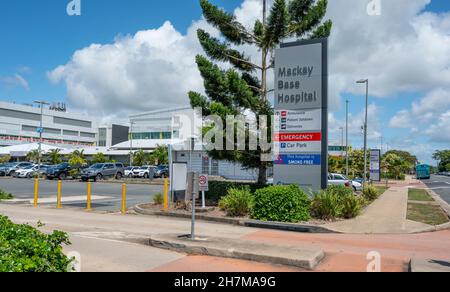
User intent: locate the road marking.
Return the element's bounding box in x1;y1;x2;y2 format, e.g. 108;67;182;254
9;195;113;204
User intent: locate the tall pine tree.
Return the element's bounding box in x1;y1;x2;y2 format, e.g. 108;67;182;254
189;0;332;184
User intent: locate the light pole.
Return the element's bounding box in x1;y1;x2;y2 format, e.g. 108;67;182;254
129;121;135;167
339;126;344;158
345;99;350;177
356;79;369;187
33;101;50;174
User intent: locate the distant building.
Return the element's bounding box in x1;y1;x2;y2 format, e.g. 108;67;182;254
97;124;129;148
0;101;97;148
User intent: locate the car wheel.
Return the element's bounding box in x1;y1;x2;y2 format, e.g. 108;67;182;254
96;174;103;181
353;186;357;192
127;174;132;178
27;173;32;179
144;173;149;179
59;173;66;180
115;172;122;180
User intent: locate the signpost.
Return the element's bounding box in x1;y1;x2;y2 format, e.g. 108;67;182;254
273;38;328;192
198;174;209;209
370;149;381;182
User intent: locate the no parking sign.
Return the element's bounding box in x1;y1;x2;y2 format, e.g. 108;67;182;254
199;174;209;192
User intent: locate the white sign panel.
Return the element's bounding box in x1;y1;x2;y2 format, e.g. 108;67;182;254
274;141;322;153
370;150;381;182
274;109;322;132
172;163;188;191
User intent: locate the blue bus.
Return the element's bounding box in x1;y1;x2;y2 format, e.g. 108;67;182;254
416;164;431;180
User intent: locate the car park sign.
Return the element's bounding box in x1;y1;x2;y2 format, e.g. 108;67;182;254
273;39;328;191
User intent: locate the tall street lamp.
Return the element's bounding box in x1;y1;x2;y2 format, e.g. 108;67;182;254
129;121;135;167
345;99;350;177
33;101;50;174
356;79;369;187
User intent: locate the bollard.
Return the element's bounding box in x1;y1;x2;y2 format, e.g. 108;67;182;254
57;180;62;209
121;183;127;214
33;179;39;207
164;177;169;212
86;181;91;211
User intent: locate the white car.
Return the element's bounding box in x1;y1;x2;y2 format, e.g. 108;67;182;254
14;165;38;178
131;166;155;179
351;180;363;192
124;167;138;178
328;173;352;189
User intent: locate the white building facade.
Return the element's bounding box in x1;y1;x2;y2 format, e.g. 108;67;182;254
0;102;97;148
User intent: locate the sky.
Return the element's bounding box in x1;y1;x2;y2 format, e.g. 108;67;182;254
0;0;449;165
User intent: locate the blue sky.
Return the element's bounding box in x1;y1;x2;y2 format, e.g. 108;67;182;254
1;0;449;164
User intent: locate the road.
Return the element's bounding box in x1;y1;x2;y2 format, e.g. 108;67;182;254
0;178;163;212
423;175;450;204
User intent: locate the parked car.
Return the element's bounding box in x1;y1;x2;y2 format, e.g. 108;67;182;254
80;163;124;182
328;173;352;189
14;165;39;178
124;166;138;178
351;180;363;192
154;165;169;178
131;166;155;179
2;162;33;176
46;163;72;180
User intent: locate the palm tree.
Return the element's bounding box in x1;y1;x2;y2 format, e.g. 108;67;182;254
149;145;169;165
68;150;86;167
47;149;63;165
26;150;40;163
132;150;148;166
92;153;107;164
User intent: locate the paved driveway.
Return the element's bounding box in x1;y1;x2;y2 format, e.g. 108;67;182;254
0;178;163;212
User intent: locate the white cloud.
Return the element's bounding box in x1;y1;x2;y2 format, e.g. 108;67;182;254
425;111;450;143
389;110;412;128
0;74;29;90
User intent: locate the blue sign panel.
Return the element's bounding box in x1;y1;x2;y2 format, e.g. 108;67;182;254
274;154;321;166
36;127;44;134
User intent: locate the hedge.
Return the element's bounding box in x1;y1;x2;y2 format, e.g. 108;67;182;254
206;181;267;203
0;216;72;272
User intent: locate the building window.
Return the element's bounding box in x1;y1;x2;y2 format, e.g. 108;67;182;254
131;132;172;140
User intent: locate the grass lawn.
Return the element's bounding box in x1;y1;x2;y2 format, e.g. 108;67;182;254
408;188;433;202
375;186;388;196
407;203;449;226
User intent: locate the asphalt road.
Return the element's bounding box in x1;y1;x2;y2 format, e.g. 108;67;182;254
0;178;163;212
423;175;450;204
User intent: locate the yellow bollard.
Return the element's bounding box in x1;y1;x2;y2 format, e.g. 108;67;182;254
33;179;39;207
86;181;91;211
121;183;127;214
57;180;62;209
164;177;169;212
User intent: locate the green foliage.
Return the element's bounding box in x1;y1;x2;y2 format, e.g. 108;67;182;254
0;189;13;200
0;155;11;164
362;184;380;201
91;153;107;164
46;149;63;165
311;185;363;220
218;187;254;217
206;181;266;203
433;150;450;172
190;0;332;184
382;153;411;180
148;145;169;165
26;149;40;163
252;185;311;223
68;150;86;167
0;216;72;272
153;193;164;205
132;150;149;167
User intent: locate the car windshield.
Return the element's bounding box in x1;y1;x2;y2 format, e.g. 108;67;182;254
55;163;68;169
22;165;34;170
139;167;148;170
90;164;104;169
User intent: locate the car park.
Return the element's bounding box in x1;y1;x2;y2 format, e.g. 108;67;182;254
154;165;169;178
46;163;72;180
2;162;33;177
328;173;352;189
131;166;155;179
80;163;124;182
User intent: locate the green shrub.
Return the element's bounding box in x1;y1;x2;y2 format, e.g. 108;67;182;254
252;185;311;223
363;185;380;201
341;195;364;219
311;191;342;220
0;216;72;272
153;193;164;205
311;185;362;220
218;187;254;217
206;181;266;204
0;189;13;201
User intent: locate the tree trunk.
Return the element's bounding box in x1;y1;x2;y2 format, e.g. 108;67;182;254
258;162;267;185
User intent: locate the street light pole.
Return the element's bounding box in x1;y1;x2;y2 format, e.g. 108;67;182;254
129;121;134;167
345;100;350;177
357;79;369;187
33;101;50;174
339;127;344;158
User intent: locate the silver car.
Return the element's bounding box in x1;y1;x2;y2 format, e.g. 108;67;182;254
80;163;124;181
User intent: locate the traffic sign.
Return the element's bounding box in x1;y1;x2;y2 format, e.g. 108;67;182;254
198;174;209;192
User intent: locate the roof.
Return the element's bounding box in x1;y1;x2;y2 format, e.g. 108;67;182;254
0;143;65;156
111;139;183;150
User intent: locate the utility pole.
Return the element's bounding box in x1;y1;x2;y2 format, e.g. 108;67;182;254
33;101;50;174
345;100;350;177
129;121;134;167
357;79;369;188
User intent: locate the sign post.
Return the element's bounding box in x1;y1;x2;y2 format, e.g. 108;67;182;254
273;38;328;192
198;174;209;209
370;149;381;182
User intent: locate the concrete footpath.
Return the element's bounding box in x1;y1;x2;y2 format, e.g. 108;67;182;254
324;185;432;234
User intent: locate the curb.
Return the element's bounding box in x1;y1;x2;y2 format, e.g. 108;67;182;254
134;204;339;234
148;234;325;270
